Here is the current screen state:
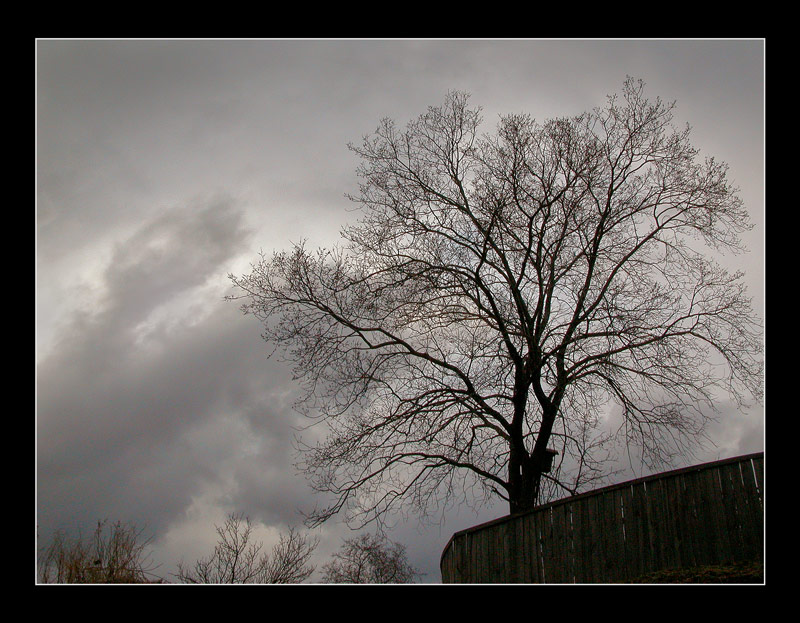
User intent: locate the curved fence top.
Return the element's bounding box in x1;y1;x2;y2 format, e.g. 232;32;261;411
440;451;764;570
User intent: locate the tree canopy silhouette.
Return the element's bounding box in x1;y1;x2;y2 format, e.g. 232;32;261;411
175;513;317;584
230;78;763;524
321;533;422;583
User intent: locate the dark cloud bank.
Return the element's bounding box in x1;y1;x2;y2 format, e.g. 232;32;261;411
36;40;764;582
37;199;313;550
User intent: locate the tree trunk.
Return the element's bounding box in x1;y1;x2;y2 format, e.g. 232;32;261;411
508;404;557;515
509;458;543;515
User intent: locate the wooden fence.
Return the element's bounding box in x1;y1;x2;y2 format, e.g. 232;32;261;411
440;452;763;583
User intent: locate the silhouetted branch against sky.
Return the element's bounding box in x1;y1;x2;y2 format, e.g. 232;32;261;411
230;76;763;523
37;39;764;582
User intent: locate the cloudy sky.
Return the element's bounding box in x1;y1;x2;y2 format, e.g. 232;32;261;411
36;39;765;583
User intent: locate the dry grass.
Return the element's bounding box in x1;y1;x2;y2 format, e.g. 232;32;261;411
629;560;763;584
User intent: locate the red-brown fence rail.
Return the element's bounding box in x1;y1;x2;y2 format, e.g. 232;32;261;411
440;452;764;583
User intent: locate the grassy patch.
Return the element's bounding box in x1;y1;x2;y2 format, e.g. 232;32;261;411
629;560;763;584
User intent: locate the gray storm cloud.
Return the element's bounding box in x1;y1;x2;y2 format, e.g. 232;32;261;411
36;197;313;545
37;39;764;582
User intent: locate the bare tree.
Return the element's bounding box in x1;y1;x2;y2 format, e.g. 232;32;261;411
38;519;159;583
229;78;763;523
321;533;422;583
176;513;317;584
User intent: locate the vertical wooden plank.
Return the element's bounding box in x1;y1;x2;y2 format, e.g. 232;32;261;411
484;528;492;582
494;523;503;583
480;526;490;583
615;487;629;581
662;473;687;569
453;536;461;583
485;525;493;582
540;507;559;583
449;540;455;583
520;513;531;583
440;542;447;583
522;512;534;583
521;513;531;583
701;465;731;565
562;502;576;583
519;513;531;583
449;537;457;583
603;488;627;582
454;536;462;583
450;540;457;583
643;479;660;573
642;478;665;572
541;509;551;584
620;482;646;580
547;505;562;583
678;468;704;568
494;522;506;582
531;510;543;583
507;517;518;583
460;533;469;582
717;462;746;564
475;529;484;583
719;460;761;562
620;484;641;580
456;533;464;583
570;499;585;583
679;471;698;567
658;475;681;571
468;532;477;583
518;515;528;583
618;485;630;582
752;455;764;508
531;511;544;583
459;533;467;583
556;503;574;583
479;528;489;582
637;480;655;577
581;495;598;582
743;457;763;560
730;460;754;560
564;502;577;583
480;529;488;582
596;491;612;582
738;457;764;561
443;540;451;583
523;512;534;583
547;506;566;584
581;494;600;582
592;491;607;583
442;538;451;583
454;534;461;583
502;521;511;582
